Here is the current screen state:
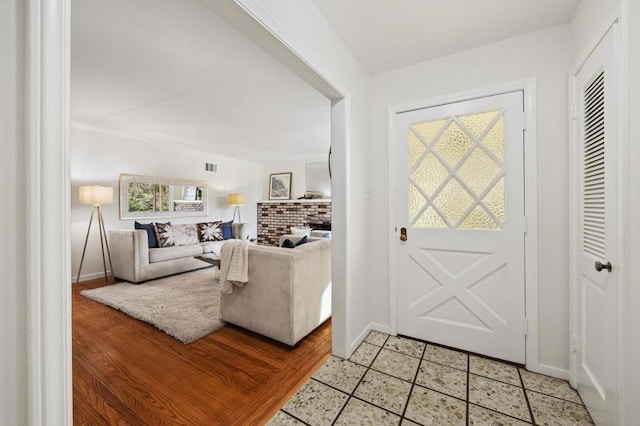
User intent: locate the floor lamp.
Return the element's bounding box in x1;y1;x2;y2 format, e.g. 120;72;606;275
76;185;115;284
228;192;246;223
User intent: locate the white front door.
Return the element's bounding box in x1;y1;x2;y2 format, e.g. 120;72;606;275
395;91;526;363
573;27;618;426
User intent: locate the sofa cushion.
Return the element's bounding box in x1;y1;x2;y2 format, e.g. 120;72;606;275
173;224;199;245
135;221;158;248
154;222;175;247
198;221;223;242
201;240;225;256
149;244;204;263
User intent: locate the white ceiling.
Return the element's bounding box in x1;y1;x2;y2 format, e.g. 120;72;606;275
310;0;581;74
72;1;581;162
71;0;331;163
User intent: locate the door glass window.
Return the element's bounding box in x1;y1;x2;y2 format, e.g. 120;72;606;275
408;109;505;229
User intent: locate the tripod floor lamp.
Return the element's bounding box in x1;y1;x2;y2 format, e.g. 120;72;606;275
76;185;114;284
228;192;246;223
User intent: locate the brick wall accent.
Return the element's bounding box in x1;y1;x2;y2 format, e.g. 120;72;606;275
257;201;332;246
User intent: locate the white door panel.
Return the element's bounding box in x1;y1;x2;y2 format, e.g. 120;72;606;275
395;91;526;363
574;27;618;426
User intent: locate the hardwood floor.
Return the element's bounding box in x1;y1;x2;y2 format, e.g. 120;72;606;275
73;277;332;425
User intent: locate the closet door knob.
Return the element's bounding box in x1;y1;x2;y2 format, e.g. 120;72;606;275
595;261;612;272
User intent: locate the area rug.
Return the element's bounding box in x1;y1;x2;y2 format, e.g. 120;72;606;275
81;268;223;344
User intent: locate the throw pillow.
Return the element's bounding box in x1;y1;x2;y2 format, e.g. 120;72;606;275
135;221;158;248
281;236;308;249
198;221;223;242
154;222;175;247
221;220;233;240
281;239;296;249
172;224;199;246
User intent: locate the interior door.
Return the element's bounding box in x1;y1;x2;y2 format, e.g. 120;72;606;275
395;91;526;363
574;27;618;426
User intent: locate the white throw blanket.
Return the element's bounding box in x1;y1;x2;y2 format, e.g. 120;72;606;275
219;240;250;293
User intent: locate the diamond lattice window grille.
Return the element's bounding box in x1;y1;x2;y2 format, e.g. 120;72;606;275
408;109;506;230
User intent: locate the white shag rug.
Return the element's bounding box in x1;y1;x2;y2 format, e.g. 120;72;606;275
81;268;224;344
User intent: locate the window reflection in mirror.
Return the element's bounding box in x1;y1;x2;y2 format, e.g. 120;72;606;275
119;174;208;219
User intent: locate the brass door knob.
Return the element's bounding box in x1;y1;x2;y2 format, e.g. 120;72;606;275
400;227;407;241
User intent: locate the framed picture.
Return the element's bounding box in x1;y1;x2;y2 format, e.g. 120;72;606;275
269;172;292;200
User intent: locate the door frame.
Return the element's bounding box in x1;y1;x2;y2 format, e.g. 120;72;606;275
26;0;354;423
387;78;540;371
568;18;626;424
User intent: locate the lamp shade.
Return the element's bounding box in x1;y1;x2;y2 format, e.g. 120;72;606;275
228;192;246;206
79;185;114;205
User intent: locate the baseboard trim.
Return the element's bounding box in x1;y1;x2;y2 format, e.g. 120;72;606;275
349;324;372;355
537;363;570;381
349;322;393;355
74;271;111;283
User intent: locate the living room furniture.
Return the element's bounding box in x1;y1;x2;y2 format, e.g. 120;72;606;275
76;185;115;284
109;222;249;283
220;235;331;346
228;192;245;222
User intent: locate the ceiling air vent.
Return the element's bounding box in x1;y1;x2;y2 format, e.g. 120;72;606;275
205;163;217;172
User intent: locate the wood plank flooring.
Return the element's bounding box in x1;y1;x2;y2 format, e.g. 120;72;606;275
73;277;332;425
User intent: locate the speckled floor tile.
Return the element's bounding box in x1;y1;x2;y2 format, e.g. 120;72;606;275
268;410;306;425
415;360;467;399
371;348;420;382
384;335;426;358
527;391;594;426
404;385;466;426
282;379;348;426
469;375;531;422
312;356;367;393
401;420;421;426
333;398;401;426
519;369;582;404
349;342;382;367
364;330;389;346
424;345;468;371
470;356;521;386
354;369;412;415
468;404;532;425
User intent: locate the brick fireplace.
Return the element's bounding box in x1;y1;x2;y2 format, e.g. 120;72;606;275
257;200;331;246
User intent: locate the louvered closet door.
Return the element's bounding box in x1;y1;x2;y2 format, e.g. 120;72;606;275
575;27;618;426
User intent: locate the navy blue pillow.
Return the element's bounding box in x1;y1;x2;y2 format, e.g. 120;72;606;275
281;238;296;249
221;220;233;240
281;236;309;249
135;221;158;248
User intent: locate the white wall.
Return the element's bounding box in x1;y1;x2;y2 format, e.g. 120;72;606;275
623;0;640;421
234;0;372;356
71;125;263;281
0;0;27;424
571;0;619;67
262;161;307;200
261;158;331;200
368;25;572;373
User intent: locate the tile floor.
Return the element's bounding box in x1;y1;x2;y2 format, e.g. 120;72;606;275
269;331;594;426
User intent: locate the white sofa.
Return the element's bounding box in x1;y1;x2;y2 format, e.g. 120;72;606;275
109;223;249;283
221;235;331;346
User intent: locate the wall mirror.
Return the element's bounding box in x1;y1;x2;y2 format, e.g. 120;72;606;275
305;161;331;198
119;174;208;220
